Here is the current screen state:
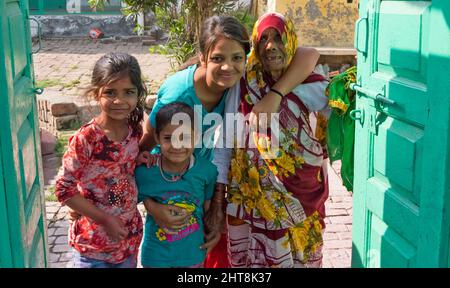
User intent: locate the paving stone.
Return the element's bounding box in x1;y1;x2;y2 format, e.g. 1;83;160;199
322;259;333;268
52;244;70;253
50;261;71;268
331;196;353;203
323;232;339;240
329;216;353;224
338;232;353;240
45;205;59;214
331;258;351;268
323;239;352;249
326;249;349;259
59;252;73;262
48;235;57;245
46;214;54;221
327;202;353;209
51;221;69;228
55;235;68;245
47;227;56;237
55;227;69;236
49;252;60;263
326;209;349;216
59;205;69;213
324;224;349;233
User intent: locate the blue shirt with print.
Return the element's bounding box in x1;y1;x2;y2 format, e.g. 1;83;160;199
135;155;217;267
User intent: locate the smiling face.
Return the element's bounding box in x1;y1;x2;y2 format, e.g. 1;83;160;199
155;123;196;166
201;36;246;91
257;28;287;80
97;76;138;122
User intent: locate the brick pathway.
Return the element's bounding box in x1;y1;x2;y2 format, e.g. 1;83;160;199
323;161;353;268
33;38;171;97
37;39;353;268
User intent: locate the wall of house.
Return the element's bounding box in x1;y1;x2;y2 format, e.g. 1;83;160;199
30;15;136;38
255;0;359;48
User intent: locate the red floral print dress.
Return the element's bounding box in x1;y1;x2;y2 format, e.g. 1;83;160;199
55;119;143;264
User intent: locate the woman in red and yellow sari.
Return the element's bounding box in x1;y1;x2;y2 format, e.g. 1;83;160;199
226;12;329;268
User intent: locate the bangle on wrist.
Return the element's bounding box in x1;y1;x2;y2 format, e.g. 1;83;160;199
270;88;284;98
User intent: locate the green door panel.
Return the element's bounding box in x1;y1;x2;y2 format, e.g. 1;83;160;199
369;214;416;268
352;0;450;268
373;118;423;203
377;2;430;74
0;0;48;267
8;8;28;79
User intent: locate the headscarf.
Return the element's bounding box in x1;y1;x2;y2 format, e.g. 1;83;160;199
246;12;298;91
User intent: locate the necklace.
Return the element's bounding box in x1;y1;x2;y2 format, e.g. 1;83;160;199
159;155;191;182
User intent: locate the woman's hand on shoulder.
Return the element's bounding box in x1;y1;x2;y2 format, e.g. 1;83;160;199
67;208;81;223
136;151;159;168
249;91;283;129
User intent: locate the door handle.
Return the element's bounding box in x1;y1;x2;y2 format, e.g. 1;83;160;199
354;16;368;54
30;17;42;54
349;83;395;106
349;109;364;125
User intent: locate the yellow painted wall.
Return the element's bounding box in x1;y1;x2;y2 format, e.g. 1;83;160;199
255;0;359;48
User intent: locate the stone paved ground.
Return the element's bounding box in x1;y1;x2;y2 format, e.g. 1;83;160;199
34;38;172;97
36;39;353;268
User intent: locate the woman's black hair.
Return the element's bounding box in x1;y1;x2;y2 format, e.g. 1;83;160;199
178;15;250;71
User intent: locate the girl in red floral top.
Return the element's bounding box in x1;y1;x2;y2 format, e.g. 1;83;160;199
55;53;146;268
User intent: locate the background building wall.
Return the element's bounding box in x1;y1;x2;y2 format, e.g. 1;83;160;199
254;0;359;48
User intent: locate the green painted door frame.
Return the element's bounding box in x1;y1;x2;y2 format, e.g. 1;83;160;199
352;0;450;268
0;147;13;267
0;0;48;267
417;0;450;267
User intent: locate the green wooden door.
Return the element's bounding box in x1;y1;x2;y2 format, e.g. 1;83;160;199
351;0;450;268
0;0;48;267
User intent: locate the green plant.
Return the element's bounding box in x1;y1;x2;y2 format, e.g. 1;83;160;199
89;0;242;68
55;133;72;158
36;78;63;88
68;120;82;131
231;7;257;37
45;193;57;202
45;186;57;202
63;79;81;90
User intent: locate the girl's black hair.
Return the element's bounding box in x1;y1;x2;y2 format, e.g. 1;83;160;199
155;102;195;135
178;15;250;71
86;52;147;131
